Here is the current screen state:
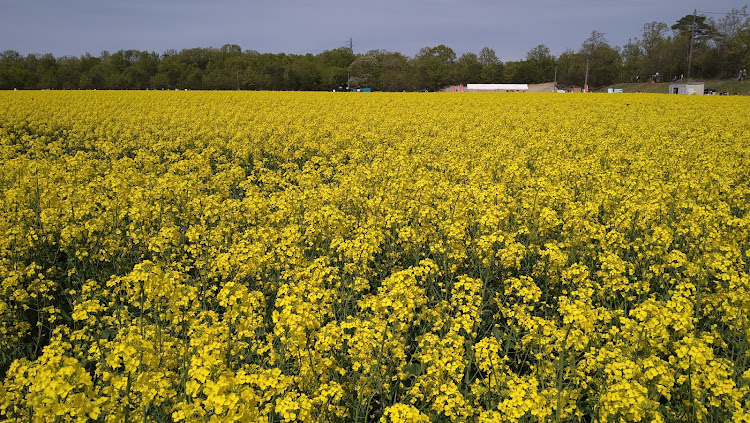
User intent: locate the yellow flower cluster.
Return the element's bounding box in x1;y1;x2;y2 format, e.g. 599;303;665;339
1;90;750;421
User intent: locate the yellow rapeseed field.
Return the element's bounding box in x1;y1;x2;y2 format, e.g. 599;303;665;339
1;90;750;422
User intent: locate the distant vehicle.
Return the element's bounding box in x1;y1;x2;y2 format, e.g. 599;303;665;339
704;89;716;95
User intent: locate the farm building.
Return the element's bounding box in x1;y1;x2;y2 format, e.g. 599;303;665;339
669;82;704;95
466;84;529;92
459;82;558;93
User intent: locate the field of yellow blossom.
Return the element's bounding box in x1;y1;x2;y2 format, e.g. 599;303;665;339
1;90;750;422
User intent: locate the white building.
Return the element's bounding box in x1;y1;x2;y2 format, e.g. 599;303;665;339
465;83;529;92
669;82;705;95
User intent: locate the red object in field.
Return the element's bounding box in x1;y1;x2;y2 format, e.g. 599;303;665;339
584;85;589;93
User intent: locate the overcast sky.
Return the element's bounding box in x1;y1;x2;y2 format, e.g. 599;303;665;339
2;0;749;61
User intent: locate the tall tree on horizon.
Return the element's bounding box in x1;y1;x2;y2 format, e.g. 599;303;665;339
413;45;457;91
579;31;622;88
715;7;750;78
671;13;718;78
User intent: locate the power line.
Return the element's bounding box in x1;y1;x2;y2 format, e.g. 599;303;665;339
696;10;750;16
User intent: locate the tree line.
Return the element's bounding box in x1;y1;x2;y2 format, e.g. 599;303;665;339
2;9;749;91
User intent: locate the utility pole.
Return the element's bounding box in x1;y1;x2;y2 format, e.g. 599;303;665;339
346;37;353;90
584;59;590;92
553;66;557;92
687;9;697;81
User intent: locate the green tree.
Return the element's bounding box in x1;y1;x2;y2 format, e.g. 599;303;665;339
227;54;250;90
200;46;242;90
126;51;159;89
524;44;556;83
79;53;105;89
317;47;355;90
0;50;31;89
253;53;288;90
480;62;504;83
556;49;586;88
238;52;268;90
502;60;522;83
348;56;379;89
642;22;670;53
221;44;242;54
413;44;457;91
368;50;410;91
639;22;673;79
671;13;716;40
202;61;229;90
579;30;622;88
99;50;130;89
621;38;645;82
671;13;718;79
56;56;80;89
286;54;321;90
715;7;750;78
152;51;183;89
477;47;504;83
456;53;483;84
478;47;499;66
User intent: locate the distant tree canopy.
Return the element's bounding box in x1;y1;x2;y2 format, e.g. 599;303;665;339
2;10;750;91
